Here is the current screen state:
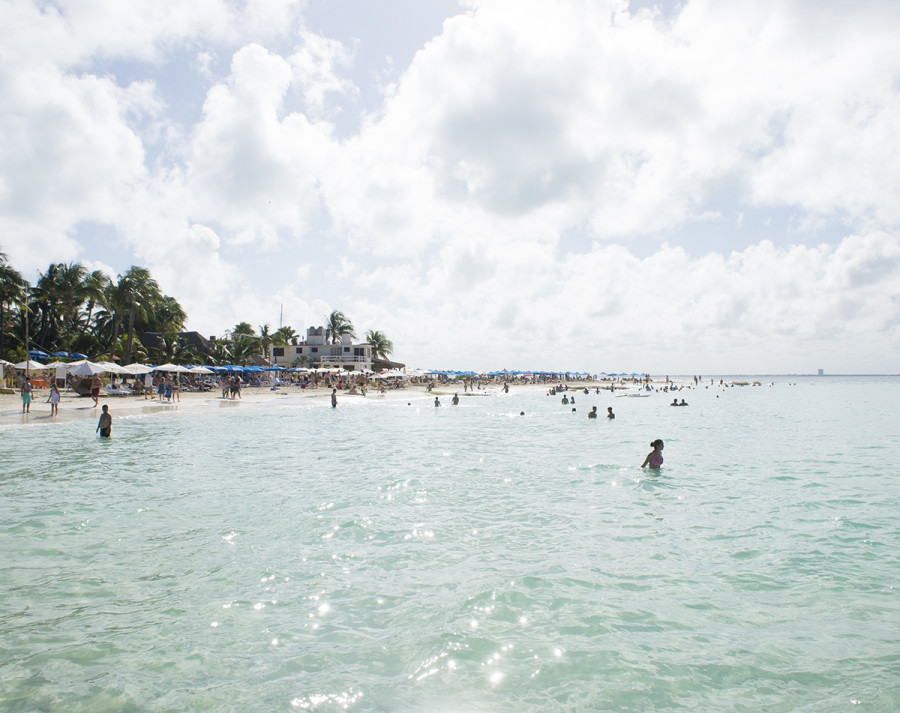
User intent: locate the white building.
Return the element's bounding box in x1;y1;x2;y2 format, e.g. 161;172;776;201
270;326;373;371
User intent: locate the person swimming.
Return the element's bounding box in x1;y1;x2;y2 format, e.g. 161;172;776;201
641;439;664;469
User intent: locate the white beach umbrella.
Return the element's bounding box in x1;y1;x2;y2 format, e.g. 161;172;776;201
96;361;130;375
122;363;154;375
189;366;214;374
152;363;191;373
15;360;48;370
67;361;106;376
42;360;70;369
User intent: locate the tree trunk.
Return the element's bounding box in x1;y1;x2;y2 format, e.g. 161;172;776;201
110;314;121;358
125;311;135;364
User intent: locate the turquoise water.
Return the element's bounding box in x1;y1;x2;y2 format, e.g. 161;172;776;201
1;377;899;712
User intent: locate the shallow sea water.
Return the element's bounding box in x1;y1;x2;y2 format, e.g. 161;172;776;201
1;376;899;712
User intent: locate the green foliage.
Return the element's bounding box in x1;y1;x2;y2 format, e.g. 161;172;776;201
365;329;394;360
0;250;188;364
274;326;297;345
232;322;255;336
326;310;355;343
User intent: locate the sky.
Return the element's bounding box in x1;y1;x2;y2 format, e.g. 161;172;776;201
2;0;899;374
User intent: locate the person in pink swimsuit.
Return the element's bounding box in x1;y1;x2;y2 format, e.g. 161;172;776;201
641;439;664;470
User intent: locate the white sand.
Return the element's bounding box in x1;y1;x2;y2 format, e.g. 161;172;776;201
0;381;521;429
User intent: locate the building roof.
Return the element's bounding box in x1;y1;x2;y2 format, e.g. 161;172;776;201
140;331;212;354
373;357;406;371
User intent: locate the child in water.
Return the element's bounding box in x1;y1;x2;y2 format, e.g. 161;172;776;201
641;439;664;469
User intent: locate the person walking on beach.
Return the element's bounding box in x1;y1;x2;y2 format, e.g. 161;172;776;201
90;373;102;407
331;388;338;408
21;378;32;414
49;383;60;416
641;439;664;470
96;405;112;438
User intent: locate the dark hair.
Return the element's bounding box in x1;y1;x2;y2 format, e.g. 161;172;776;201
651;439;664;448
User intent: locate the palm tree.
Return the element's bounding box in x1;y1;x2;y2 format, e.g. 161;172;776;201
0;251;25;359
259;323;272;362
149;295;187;335
31;263;67;351
206;340;233;366
50;262;89;357
325;310;355;344
365;329;394;360
274;325;297;346
78;269;111;347
114;266;162;364
232;322;255;337
155;332;196;365
230;334;258;365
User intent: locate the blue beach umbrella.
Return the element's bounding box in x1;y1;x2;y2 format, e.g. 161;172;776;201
28;349;49;360
50;351;71;358
70;352;88;360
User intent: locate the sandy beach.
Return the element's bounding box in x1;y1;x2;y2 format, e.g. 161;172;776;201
0;374;649;430
0;380;532;429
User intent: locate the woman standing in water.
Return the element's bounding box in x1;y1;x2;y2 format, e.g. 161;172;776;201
641;439;664;469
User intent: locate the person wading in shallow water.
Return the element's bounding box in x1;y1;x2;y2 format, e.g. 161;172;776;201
641;439;664;470
331;388;338;408
96;405;112;438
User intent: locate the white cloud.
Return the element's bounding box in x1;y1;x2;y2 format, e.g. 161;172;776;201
2;0;900;373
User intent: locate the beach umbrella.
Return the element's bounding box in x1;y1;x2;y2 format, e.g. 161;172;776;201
27;350;49;360
96;361;131;375
263;365;285;371
50;351;71;358
15;359;47;370
152;363;191;373
70;352;88;360
122;363;154;375
189;366;214;374
42;360;70;369
67;361;105;376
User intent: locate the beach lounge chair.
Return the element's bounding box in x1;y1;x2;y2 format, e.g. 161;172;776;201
103;385;134;397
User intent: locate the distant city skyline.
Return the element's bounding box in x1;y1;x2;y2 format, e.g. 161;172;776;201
2;0;899;374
